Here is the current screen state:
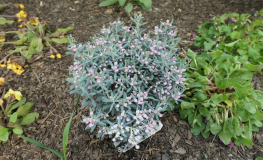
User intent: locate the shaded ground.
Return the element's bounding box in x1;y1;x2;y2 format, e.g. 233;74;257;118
0;0;263;159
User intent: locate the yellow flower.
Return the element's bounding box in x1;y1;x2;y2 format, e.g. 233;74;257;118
0;77;5;85
18;18;24;22
4;89;22;101
19;4;25;9
6;59;24;75
0;64;6;68
30;17;39;26
50;54;55;59
16;10;27;19
0;33;5;42
56;53;61;59
19;23;26;28
0;99;3;106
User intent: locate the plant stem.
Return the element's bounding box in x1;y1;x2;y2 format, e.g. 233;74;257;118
0;15;16;18
206;135;217;158
0;31;18;34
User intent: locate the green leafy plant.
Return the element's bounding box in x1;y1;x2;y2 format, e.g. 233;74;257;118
99;0;152;13
0;4;74;75
19;95;80;159
172;49;263;147
255;157;263;160
0;89;38;143
193;10;263;66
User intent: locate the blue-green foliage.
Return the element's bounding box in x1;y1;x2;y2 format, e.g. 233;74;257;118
66;14;187;150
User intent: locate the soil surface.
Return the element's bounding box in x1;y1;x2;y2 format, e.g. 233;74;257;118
0;0;263;159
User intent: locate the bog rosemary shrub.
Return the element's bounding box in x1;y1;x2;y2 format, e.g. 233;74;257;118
66;14;187;151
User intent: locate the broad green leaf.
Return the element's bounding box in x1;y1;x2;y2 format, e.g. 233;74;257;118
202;131;210;138
224;40;238;47
142;0;152;9
179;108;191;119
0;17;14;25
35;38;44;53
237;48;247;55
137;1;152;11
219;26;231;34
232;117;243;136
20;112;39;125
27;37;38;59
243;99;256;114
0;130;9;141
234;84;246;99
257;29;263;36
250;112;263;121
199;107;210;117
99;0;118;7
242;64;262;73
210;93;224;105
125;2;133;13
11;36;28;45
51;27;74;36
51;38;70;44
204;41;214;51
197;116;204;126
244;121;252;139
194;91;207;101
251;120;263;127
191;123;205;135
0;126;8;135
210;124;222;135
252;20;263;27
16;102;34;117
230;31;240;39
218;130;232;145
9;112;18;124
8;97;27;115
19;134;64;158
237;108;249;122
248;46;260;58
119;0;126;6
255;157;263;160
9;46;28;54
211;51;223;60
12;128;23;134
181;101;195;110
187;110;195;124
224;100;232;107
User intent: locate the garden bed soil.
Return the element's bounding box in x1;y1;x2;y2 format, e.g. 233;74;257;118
0;0;263;159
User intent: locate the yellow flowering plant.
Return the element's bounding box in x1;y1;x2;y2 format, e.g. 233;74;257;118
0;88;39;143
0;3;74;74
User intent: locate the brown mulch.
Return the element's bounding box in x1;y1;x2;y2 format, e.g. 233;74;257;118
0;0;263;159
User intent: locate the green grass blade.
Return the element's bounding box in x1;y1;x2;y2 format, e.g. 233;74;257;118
19;134;64;158
62;95;81;158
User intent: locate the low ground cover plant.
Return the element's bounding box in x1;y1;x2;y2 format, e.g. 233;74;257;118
0;85;39;143
173;49;263;146
99;0;152;13
0;3;74;75
173;10;263;147
67;14;187;151
193;9;263;66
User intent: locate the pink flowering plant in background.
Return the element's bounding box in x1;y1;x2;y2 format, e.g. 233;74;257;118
66;14;188;151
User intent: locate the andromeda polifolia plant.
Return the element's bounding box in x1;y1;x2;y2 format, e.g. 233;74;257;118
66;14;187;151
193;9;263;66
173;49;263;147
